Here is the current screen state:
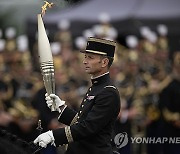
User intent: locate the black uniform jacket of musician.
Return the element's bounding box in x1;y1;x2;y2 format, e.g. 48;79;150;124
53;72;120;154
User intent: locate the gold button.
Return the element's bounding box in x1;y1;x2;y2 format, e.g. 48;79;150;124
89;88;91;91
84;99;86;102
80;111;82;114
86;93;89;96
82;105;84;107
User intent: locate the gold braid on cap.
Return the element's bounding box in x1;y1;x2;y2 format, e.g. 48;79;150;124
88;37;116;46
85;50;107;55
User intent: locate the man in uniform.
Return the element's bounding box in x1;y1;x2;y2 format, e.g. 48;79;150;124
34;37;121;154
159;51;180;154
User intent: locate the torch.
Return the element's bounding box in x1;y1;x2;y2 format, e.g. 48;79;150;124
37;1;55;111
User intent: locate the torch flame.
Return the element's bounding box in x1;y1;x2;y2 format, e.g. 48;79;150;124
41;1;54;16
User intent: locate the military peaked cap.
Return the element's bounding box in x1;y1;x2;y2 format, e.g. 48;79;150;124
81;37;116;58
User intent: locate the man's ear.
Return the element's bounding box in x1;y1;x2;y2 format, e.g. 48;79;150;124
101;58;109;68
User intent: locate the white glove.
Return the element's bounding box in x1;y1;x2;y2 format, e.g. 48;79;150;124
34;130;55;148
45;93;65;112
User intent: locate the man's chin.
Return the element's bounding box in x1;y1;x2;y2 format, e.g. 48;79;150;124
85;69;92;74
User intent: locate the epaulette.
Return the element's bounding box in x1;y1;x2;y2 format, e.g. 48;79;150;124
104;85;117;89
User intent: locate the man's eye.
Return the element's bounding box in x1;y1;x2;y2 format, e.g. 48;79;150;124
88;56;94;59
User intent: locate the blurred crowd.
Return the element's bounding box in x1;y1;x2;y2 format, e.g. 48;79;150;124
0;13;179;154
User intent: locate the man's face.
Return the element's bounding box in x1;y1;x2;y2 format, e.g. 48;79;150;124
83;53;105;77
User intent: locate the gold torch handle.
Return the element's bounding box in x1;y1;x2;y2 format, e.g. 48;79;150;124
41;61;56;111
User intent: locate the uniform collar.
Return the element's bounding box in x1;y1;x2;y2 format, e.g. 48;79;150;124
91;72;110;85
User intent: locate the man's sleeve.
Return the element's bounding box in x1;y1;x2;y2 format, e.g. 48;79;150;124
53;88;120;146
58;106;78;126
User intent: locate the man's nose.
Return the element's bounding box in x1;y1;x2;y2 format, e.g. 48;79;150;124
83;59;87;64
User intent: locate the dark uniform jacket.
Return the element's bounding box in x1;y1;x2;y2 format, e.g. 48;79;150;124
159;79;180;137
53;72;120;154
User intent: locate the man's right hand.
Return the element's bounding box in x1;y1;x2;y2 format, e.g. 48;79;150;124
45;93;65;112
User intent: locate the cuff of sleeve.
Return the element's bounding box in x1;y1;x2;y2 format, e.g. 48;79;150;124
58;105;67;119
58;106;77;125
53;128;69;146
